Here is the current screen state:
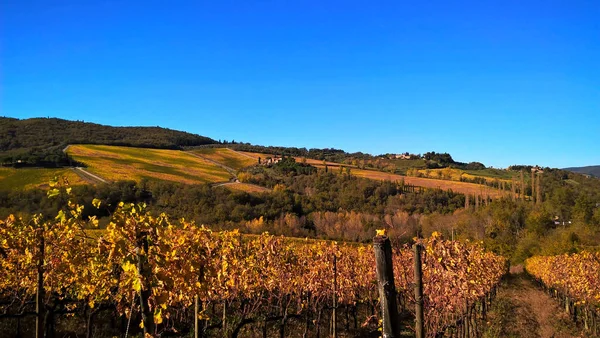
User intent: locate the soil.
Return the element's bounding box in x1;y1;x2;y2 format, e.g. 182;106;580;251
483;271;591;338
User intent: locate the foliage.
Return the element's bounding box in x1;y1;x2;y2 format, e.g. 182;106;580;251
0;196;506;336
525;252;600;307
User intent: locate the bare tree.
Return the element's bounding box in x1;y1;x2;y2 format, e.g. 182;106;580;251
511;177;516;200
520;170;525;201
531;170;536;204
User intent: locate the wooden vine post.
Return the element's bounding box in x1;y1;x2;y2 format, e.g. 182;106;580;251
414;242;425;338
373;232;401;338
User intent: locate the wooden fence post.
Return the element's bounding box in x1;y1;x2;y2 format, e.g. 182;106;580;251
332;254;337;338
414;243;425;338
373;234;401;338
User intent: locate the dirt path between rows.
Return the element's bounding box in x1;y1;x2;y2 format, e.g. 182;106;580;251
484;272;588;338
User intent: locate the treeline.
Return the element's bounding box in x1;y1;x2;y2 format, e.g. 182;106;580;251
419;169;600;262
1;160;599;256
0;117;216;166
199;142;491;173
197;142;373;163
0;172;465;243
422;151;487;170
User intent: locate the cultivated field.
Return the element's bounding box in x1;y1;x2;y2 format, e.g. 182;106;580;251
351;168;507;198
0;167;87;190
416;168;514;183
67;145;232;184
189;148;258;169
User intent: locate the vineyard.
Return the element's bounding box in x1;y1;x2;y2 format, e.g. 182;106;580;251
67;145;232;184
525;252;600;334
0;167;87;190
0;190;506;337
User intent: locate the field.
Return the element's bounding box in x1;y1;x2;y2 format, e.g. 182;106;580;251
351;168;507;197
417;168;514;183
189;148;258;170
463;168;517;179
0;167;87;190
67;145;232;184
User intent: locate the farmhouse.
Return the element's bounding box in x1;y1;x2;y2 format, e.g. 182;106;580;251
394;153;413;160
262;156;283;165
531;166;544;173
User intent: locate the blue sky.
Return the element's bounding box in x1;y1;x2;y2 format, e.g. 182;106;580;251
2;0;599;168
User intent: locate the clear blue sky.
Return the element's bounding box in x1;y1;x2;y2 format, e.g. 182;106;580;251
2;0;599;168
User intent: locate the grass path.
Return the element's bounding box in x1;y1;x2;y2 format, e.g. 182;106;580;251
484;271;588;338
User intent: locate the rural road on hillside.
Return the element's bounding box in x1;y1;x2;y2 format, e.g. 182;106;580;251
73;167;108;184
63;144;108;184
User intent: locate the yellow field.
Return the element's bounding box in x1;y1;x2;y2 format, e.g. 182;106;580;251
67;145;232;184
190;148;257;169
349;169;506;198
0;167;87;190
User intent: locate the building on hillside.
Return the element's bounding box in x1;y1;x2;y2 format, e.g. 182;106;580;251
394;153;412;160
262;156;282;165
531;166;544;173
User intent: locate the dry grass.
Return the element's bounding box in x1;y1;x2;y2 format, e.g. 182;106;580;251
68;145;231;184
0;167;87;190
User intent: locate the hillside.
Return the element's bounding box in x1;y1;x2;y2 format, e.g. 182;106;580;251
564;165;600;177
67;144;231;184
0;167;88;190
0;117;216;166
233;150;507;198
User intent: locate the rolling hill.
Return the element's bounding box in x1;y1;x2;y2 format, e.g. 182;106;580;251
0;117;217;166
231;150;507;198
564;165;600;177
0;167;88;190
63;144;269;193
67;144;232;184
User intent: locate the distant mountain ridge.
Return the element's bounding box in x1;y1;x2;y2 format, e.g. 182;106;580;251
0;117;216;166
563;165;600;177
